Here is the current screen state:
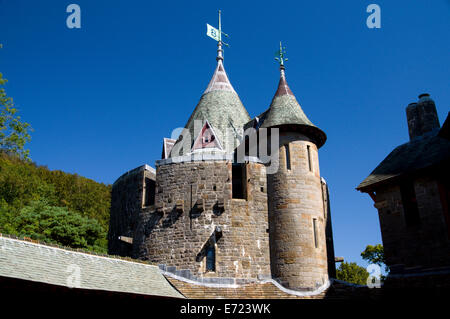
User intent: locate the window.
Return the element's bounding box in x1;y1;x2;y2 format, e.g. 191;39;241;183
307;145;312;172
205;245;215;272
144;177;155;206
400;182;420;226
313;218;319;248
285;144;291;170
232;163;247;199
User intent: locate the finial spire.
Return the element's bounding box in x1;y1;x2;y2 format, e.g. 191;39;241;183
275;41;288;67
217;10;223;61
206;10;229;62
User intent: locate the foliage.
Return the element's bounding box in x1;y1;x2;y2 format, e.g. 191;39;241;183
14;200;106;252
0;69;110;253
0;73;32;160
0;152;111;253
361;244;389;273
336;262;369;286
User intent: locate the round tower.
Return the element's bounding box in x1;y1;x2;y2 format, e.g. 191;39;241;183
263;49;328;291
135;21;272;283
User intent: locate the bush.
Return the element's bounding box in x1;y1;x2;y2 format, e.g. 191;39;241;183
14;200;107;253
0;152;110;253
336;262;369;285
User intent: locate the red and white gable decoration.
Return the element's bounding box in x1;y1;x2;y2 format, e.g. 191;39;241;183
192;120;223;151
161;137;176;159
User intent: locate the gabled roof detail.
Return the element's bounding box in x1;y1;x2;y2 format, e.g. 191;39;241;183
192;120;223;151
161;138;176;159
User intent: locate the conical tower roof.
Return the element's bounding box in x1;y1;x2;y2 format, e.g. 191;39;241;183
260;65;326;148
169;52;250;157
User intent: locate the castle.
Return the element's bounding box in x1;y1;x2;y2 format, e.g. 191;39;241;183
108;39;336;292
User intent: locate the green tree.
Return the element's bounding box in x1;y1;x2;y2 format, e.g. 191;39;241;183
361;244;389;273
13;200;107;253
336;262;369;285
0;73;32;160
0;153;111;253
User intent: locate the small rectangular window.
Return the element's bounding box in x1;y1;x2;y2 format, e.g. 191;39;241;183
400;182;420;226
285;144;291;170
307;145;312;172
206;245;215;272
232;163;247;199
313;218;319;248
144;177;155;206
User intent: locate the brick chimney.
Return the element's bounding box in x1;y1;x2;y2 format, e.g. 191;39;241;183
406;93;440;140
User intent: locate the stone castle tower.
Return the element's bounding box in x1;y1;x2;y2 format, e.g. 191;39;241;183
109;37;335;291
263;64;329;290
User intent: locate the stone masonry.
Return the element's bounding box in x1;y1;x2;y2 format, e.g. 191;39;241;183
268;132;329;290
108;45;335;293
374;175;450;269
134;160;271;281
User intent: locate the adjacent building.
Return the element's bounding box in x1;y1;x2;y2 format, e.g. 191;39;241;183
357;94;450;284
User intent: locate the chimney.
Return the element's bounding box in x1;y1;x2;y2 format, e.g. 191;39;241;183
406;93;440;140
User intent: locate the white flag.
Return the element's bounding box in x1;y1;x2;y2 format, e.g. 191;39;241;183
206;23;220;41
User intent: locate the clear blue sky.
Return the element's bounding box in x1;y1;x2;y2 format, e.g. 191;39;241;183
1;1;449;268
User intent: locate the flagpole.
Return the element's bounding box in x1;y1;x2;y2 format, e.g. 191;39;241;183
217;10;223;61
218;10;222;43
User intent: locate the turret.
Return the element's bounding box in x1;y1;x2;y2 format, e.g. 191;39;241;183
263;44;329;291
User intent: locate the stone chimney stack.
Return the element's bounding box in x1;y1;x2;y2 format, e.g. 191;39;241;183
406;93;440;140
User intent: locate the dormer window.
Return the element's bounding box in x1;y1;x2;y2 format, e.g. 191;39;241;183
192;120;222;151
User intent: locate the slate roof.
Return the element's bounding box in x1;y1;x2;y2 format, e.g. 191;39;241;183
357;117;450;192
255;66;326;148
169;60;250;157
0;235;184;298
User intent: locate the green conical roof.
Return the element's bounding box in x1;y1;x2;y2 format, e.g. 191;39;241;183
169;59;250;157
260;66;326;148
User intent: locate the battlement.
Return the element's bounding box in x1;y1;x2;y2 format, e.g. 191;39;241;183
113;164;155;186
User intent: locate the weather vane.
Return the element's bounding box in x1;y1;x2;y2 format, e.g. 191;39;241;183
206;10;230;60
275;41;288;66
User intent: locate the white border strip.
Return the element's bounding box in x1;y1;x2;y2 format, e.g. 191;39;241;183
161;270;332;297
156;155;263;166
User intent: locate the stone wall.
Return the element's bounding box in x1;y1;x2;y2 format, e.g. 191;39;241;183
108;165;155;257
321;179;336;278
135;160;271;281
267;132;329;291
374;174;450;270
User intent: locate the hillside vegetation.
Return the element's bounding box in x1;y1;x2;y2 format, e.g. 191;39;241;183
0;152;111;253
